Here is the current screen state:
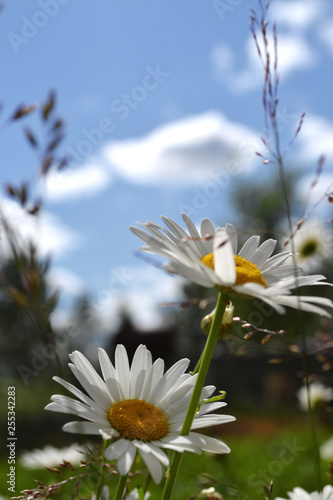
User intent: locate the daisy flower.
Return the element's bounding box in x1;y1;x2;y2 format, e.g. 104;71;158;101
130;213;333;317
194;487;224;499
126;489;150;499
320;435;333;460
19;443;85;469
275;484;333;499
90;485;109;500
45;344;235;484
284;219;331;270
297;381;333;411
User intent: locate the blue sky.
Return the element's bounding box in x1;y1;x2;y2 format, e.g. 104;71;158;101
1;0;333;330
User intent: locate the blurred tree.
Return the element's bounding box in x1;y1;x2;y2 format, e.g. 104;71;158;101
0;245;59;379
231;170;298;243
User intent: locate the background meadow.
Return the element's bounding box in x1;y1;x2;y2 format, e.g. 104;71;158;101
0;1;333;498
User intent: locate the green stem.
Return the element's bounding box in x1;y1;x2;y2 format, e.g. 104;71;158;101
142;473;152;496
114;474;128;500
161;292;228;500
190;350;203;375
95;440;107;500
303;353;322;489
161;451;182;500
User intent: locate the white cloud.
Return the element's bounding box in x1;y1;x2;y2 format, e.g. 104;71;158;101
47;266;86;296
272;33;317;76
103;111;258;184
285;113;333;215
296;114;333;162
210;43;234;74
42;163;111;203
0;197;81;257
125;267;184;330
50;265;184;336
94;264;185;332
212;32;317;93
269;0;326;30
317;21;333;55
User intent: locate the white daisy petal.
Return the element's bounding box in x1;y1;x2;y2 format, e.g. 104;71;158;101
148;358;190;403
140;357;165;400
189;414;236;429
158;434;204;453
275;295;333;317
114;345;131;398
98;348;123;402
135;441;170;467
156;438;202;454
200;385;216;399
63;421;110;435
200;218;216;253
238;235;261;260
68;352;111;409
251;239;277;267
98;348;115;380
181;212;207;255
166;261;214;287
130;226;157;246
46;395;105;422
129;344;149;398
51;377;97;407
117;445;137;476
225;223;238;253
105;439;132;460
197;401;228;415
139;448;164;484
213;229;236;286
190;432;231;454
160;378;197;415
260;251;293;273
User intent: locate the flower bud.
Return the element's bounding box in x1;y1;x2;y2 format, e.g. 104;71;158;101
200;302;234;340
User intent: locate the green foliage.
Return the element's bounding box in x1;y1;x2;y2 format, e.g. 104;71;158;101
1;420;330;499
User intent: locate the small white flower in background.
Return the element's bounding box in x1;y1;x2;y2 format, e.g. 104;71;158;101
126;488;150;499
320;435;333;460
19;443;85;469
130;213;333;317
284;219;331;270
275;484;333;499
195;486;224;499
297;381;333;411
46;344;235;484
90;485;109;500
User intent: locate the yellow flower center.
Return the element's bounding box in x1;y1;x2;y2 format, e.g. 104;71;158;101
108;399;169;442
201;253;267;287
300;239;319;258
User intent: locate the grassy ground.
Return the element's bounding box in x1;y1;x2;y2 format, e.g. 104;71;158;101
0;412;332;499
